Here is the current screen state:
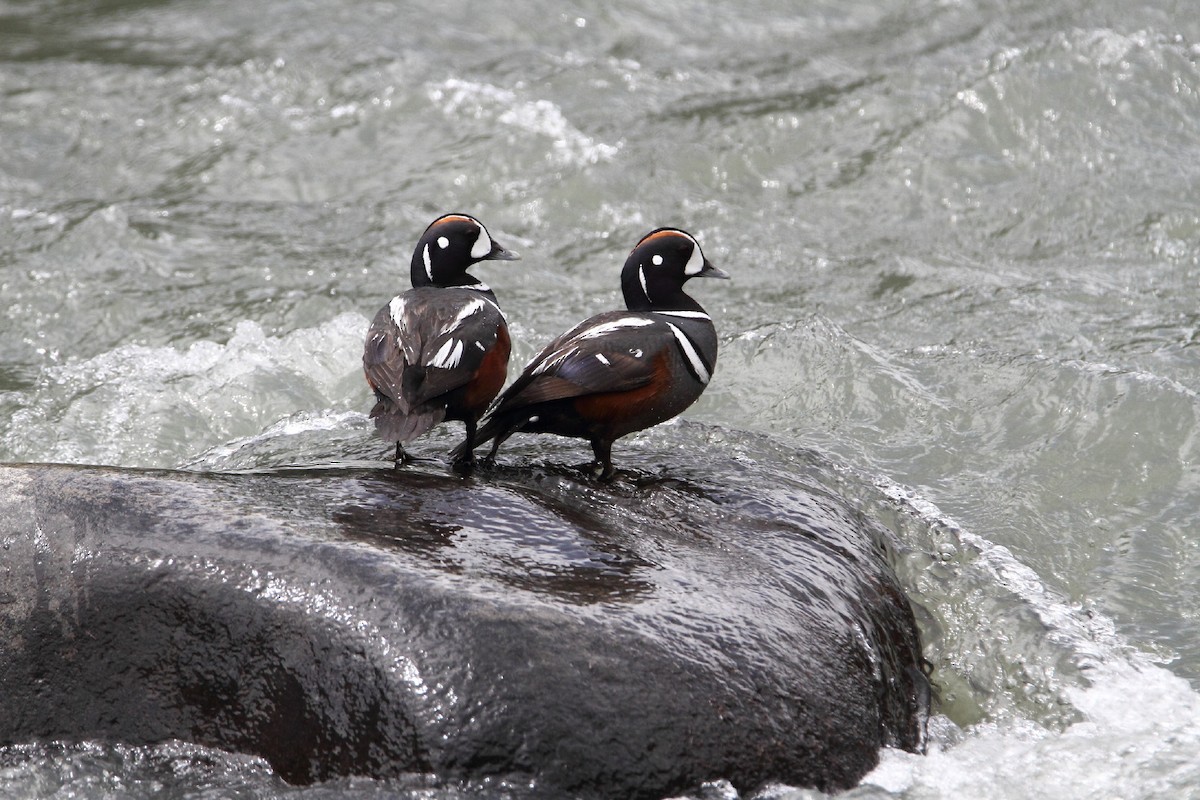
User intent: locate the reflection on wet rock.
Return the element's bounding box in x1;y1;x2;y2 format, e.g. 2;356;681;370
0;462;928;798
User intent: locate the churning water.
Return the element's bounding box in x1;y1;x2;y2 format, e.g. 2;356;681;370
3;0;1200;797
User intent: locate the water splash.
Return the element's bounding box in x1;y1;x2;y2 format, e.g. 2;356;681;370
1;314;368;469
840;472;1200;800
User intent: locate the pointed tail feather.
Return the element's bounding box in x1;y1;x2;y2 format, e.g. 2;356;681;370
372;406;445;445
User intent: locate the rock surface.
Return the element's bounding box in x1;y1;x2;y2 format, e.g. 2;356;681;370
0;459;929;798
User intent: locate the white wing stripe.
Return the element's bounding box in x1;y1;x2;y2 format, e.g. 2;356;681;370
530;317;664;376
445;297;486;334
656;310;711;321
429;338;465;369
533;345;579;375
577;317;655;339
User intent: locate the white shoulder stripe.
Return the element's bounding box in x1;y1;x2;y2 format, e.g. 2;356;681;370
388;296;407;327
664;321;710;385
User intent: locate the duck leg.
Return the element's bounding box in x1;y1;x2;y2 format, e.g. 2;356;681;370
590;438;615;481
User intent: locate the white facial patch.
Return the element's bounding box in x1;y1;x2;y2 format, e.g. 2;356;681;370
652;254;663;266
684;236;706;276
423;243;434;281
665;321;710;385
437;236;450;249
429;337;465;369
638;266;648;298
470;224;492;259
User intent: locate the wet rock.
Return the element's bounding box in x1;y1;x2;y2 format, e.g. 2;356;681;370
0;460;928;798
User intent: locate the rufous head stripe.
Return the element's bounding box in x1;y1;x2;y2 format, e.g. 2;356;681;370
432;213;476;226
636;228;692;248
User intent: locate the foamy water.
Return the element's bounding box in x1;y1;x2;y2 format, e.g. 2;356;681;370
3;314;368;467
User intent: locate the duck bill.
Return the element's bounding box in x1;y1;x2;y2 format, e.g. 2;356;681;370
486;241;521;261
696;259;730;279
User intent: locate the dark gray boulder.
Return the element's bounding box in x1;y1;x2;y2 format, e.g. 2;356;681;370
0;458;928;798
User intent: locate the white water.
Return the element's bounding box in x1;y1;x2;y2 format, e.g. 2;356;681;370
846;488;1200;800
4;314;368;468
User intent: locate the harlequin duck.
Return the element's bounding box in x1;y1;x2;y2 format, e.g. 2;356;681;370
455;227;728;479
363;213;519;466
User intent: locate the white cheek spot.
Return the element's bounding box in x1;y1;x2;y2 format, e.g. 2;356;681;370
595;353;610;366
470;225;492;259
437;236;450;249
529;415;540;423
652;254;663;266
423;243;433;281
638;266;648;298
